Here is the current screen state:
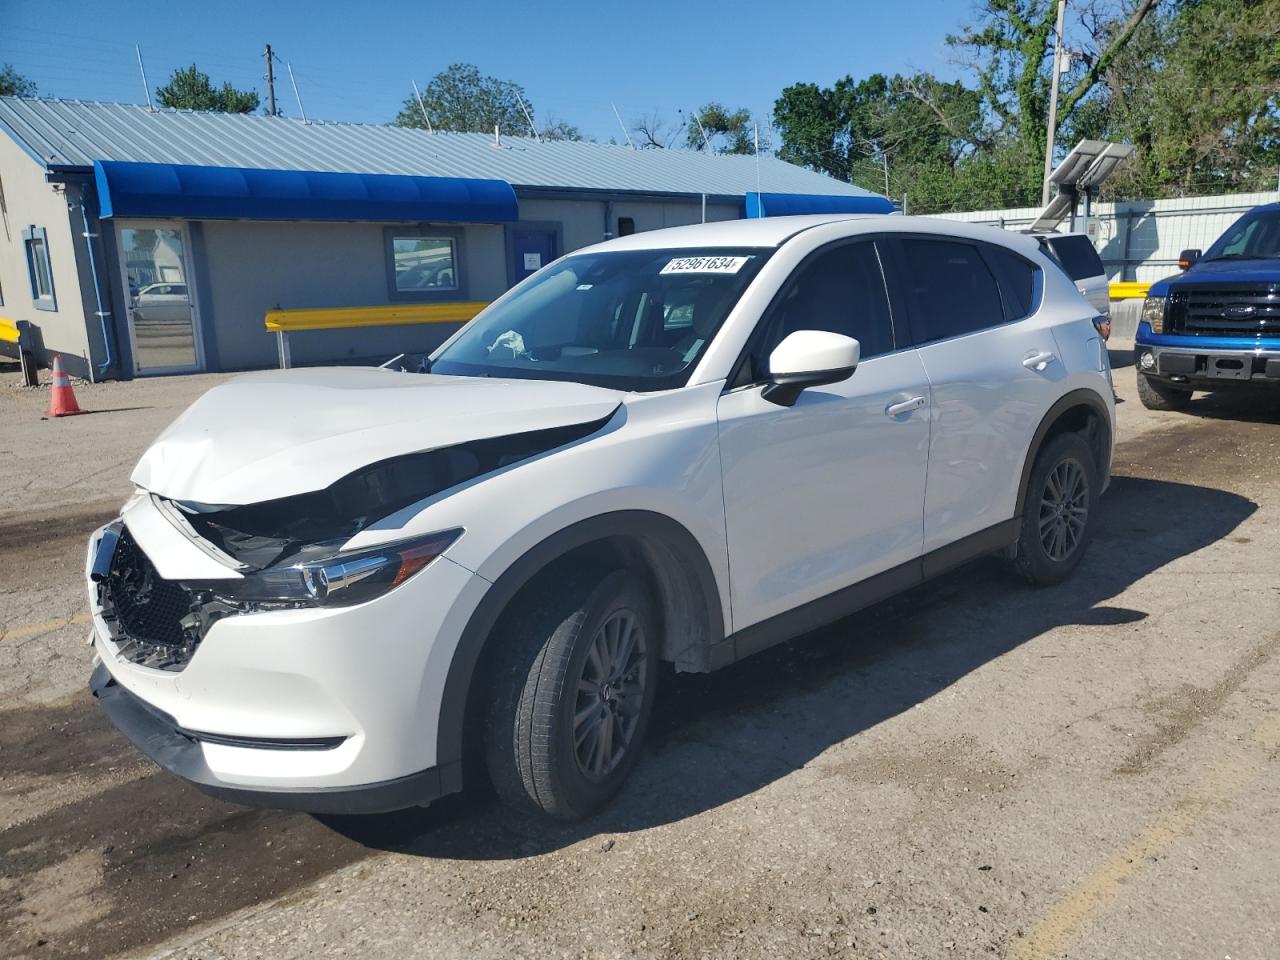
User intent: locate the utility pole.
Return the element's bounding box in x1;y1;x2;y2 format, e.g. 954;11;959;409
264;44;278;117
1041;0;1067;206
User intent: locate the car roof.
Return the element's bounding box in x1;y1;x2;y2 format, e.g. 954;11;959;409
576;214;1043;258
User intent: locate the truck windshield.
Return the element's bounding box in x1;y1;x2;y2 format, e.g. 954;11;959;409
1203;208;1280;261
430;247;773;392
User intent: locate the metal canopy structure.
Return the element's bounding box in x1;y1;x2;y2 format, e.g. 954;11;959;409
1030;140;1135;232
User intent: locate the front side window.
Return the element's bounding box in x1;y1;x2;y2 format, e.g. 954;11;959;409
431;247;772;392
23;226;56;310
1205;208;1280;261
898;238;1003;344
392;236;458;292
742;240;894;383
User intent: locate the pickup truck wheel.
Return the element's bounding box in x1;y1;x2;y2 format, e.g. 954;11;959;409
1136;371;1192;411
1012;432;1097;586
484;567;658;820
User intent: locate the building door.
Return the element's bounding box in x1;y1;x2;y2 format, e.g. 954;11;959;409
116;222;204;376
510;225;559;285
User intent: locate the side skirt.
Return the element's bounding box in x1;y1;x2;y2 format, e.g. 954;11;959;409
706;518;1020;670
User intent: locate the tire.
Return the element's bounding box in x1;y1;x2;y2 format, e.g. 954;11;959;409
483;567;659;820
1012;432;1098;586
1136;371;1192;411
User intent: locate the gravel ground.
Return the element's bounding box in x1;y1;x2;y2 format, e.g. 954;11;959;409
1;349;1278;960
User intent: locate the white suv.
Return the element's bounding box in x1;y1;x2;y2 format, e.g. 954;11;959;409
87;215;1114;820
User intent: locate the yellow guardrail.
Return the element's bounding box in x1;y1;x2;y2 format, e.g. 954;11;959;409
264;301;491;368
1109;281;1151;300
0;318;18;344
264;301;490;333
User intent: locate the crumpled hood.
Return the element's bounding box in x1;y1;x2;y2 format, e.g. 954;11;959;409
132;367;623;504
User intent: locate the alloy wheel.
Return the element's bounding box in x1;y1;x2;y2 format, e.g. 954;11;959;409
1038;457;1090;562
572;609;648;781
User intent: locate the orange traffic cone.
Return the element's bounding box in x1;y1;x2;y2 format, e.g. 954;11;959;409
47;354;85;417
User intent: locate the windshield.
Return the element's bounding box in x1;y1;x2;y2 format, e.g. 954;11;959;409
1203;208;1280;261
430;247;773;391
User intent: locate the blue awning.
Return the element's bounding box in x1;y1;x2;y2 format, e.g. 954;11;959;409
745;192;895;218
93;160;519;223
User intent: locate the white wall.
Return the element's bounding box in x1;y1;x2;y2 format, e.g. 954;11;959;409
0;135;98;377
192;219;508;371
931;191;1280;284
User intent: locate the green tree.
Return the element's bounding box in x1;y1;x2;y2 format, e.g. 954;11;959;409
395;63;529;134
0;64;37;97
155;64;259;113
686;102;763;154
774;72;983;195
945;0;1158;187
1098;0;1280;198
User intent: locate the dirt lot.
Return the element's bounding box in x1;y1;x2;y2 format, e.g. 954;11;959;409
1;352;1278;960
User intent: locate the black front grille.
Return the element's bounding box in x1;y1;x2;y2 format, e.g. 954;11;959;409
1168;283;1280;338
101;526;201;669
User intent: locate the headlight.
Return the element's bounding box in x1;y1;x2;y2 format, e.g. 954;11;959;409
1141;296;1167;333
192;529;461;609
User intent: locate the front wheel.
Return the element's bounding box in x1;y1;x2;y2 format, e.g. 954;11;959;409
484;567;659;820
1136;371;1192;411
1012;432;1098;586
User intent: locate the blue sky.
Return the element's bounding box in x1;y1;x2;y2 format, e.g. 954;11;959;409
2;0;969;143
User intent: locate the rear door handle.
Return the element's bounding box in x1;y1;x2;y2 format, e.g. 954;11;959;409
1022;351;1057;371
885;396;926;417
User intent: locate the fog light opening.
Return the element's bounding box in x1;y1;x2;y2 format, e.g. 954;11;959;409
1139;351;1155;371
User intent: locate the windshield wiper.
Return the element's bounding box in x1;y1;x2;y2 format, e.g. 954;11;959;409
1201;253;1280;262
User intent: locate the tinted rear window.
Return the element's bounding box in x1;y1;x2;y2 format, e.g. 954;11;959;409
898;239;1005;343
983;246;1038;321
1048;235;1104;281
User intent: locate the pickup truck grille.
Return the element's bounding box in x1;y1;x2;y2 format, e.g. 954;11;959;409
1168;283;1280;338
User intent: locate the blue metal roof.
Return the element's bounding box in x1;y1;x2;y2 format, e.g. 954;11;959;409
94;160;518;222
0;97;881;201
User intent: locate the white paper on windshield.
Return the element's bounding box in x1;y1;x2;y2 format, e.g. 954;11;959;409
659;255;750;275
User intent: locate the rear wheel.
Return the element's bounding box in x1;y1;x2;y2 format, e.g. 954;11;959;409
1012;432;1097;586
1136;371;1192;411
484;567;659;820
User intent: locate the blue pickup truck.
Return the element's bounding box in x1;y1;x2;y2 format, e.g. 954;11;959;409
1135;202;1280;410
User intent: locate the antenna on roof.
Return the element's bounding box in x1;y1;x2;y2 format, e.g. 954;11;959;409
135;45;154;112
611;102;635;149
515;91;541;142
286;62;307;124
410;80;433;134
691;109;711;151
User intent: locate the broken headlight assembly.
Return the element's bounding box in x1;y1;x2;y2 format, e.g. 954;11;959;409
192;529;463;610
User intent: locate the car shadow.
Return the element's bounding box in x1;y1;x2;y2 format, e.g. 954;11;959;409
322;472;1255;858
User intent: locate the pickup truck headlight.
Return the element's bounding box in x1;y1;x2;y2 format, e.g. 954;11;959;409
191;529;461;609
1141;295;1167;333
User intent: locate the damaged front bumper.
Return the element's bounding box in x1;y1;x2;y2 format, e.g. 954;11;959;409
85;498;490;811
89;662;459;814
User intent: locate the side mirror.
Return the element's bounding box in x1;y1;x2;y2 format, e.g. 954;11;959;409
1178;248;1201;270
762;330;860;407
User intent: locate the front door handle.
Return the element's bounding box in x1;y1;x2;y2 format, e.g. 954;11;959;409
885;395;927;417
1023;351;1057;371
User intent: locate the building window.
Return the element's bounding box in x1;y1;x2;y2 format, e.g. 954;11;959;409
23;226;56;311
618;217;636;236
386;229;463;300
